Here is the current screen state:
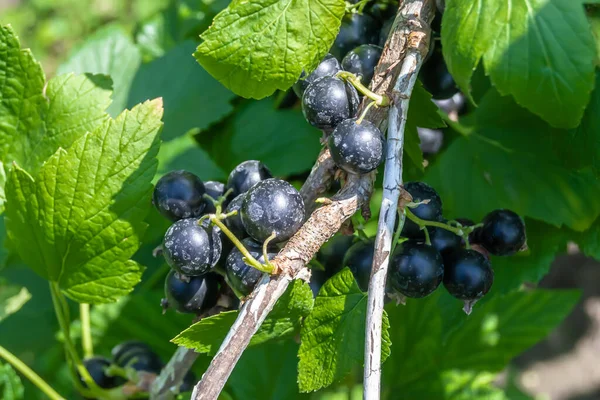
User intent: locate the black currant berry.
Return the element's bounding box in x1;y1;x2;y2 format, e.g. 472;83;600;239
226;238;278;297
241;179;305;243
429;225;461;255
309;268;329;297
342;238;375;291
203;181;226;214
402;182;443;239
331;13;380;60
417;128;443;155
225;193;248;239
153;170;206;221
293;54;342;98
434;92;467;115
366;2;396;22
443;248;494;313
163;270;220;314
302;76;360;131
328;118;385;174
162;219;222;276
111;341;163;373
419;46;458;100
388;241;444;298
82;357;125;389
226;160;273;197
317;234;355;275
475;209;526;256
341;45;382;87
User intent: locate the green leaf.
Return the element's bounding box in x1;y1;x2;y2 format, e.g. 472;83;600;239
571;217;600;260
442;0;596;128
228;340;309;400
172;280;313;354
425;90;600;231
0;362;24;400
194;0;346;99
0;282;31;324
5;100;164;303
197;98;322;176
298;268;391;393
128;41;237;142
57;25;142;116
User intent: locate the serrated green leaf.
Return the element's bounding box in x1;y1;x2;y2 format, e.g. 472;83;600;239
442;0;596;128
409;82;447;130
298;268;391;393
0;283;30;324
425;90;600;231
572;217;600;260
228;340;309;400
0;362;24;400
128;41;237;141
194;0;346;99
197;98;322;176
172;280;313;354
57;25;142;116
5;100;163;303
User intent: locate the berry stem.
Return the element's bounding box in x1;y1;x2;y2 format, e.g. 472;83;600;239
79;303;94;359
209;216;275;274
356;101;377;124
0;344;66;400
262;232;277;271
337;71;390;107
404;208;479;243
391;209;406;254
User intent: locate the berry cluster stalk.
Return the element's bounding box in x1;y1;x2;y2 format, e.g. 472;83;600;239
363;2;435;398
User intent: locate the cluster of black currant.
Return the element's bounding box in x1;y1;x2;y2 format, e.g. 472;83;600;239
81;341;194;394
153;160;305;313
311;182;527;314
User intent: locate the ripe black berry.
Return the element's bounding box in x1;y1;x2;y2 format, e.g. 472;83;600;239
225;193;248;239
226;160;273;197
402;182;443;239
417;128;443;154
241;179;305;243
419;46;458;100
203;181;226;214
82;357;125;389
328;118;385;174
341;45;382;87
153;170;206;221
162;219;222;276
302;76;360;131
226;238;277;296
428;225;461;255
342;238;375;291
388;241;444;298
317;234;355;275
331;13;380;60
443;248;494;313
474;209;526;256
111;341;163;373
293;54;342;98
163;270;220;314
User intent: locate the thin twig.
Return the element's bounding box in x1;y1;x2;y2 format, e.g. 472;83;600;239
150;347;199;400
363;1;435;399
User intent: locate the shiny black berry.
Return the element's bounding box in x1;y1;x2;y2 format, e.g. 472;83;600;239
241;179;305;243
82;357;125;389
226;160;273;197
418;128;443;155
402;182;443;239
475;209;526;256
342;238;375;291
302;76;360;131
153;170;206;221
328;118;385;174
226;238;277;296
331;13;380;60
293;54;342;98
111;341;162;373
162;219;222;276
225;193;248;239
317;234;355;275
203;181;226;214
419;46;458;100
163;270;220;314
341;45;382;87
429;225;461;255
388;241;444;298
443;248;494;312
